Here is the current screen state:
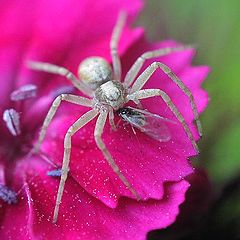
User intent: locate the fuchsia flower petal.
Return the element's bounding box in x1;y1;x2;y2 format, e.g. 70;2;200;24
42;110;193;207
0;156;190;240
0;0;210;239
41;36;210;207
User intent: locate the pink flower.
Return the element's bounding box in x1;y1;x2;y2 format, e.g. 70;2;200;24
0;0;209;239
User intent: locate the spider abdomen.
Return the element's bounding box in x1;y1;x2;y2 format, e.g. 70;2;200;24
78;57;113;90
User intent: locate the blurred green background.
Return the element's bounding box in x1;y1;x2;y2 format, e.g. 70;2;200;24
138;1;240;239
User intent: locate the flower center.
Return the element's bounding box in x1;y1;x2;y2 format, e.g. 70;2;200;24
1;84;76;204
0;84;39;204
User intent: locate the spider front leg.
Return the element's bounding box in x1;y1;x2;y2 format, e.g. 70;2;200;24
94;111;141;200
33;94;92;153
127;89;199;153
53;109;99;223
129;61;202;137
27;61;93;96
124;45;192;88
109;109;117;131
110;11;127;81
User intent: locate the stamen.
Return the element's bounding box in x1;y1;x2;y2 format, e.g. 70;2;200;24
3;109;21;136
10;84;37;101
47;169;62;177
0;184;17;204
51;85;75;98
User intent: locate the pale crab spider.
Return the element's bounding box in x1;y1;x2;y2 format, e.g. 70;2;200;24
27;12;201;223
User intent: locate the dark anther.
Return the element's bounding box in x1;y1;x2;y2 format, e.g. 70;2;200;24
0;184;17;204
47;169;62;177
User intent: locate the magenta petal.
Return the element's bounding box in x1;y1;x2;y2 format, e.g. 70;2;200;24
41;110;193;207
0;45;24;107
36;34;211;207
16;157;189;240
0;164;5;185
23;95;54;131
180;66;210;88
0;180;34;240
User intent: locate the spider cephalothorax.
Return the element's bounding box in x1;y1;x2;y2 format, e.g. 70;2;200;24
94;80;127;110
27;12;201;223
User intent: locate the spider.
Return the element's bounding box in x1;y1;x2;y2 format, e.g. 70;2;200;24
27;12;201;224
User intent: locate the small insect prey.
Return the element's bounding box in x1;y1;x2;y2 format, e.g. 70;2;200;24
27;11;201;223
117;107;176;142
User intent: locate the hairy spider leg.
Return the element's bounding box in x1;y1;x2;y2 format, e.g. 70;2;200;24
53;109;99;223
34;94;92;153
109;108;117;131
129;61;202;137
127;89;199;152
124;45;192;87
110;11;127;81
27;61;93;96
94;111;141;201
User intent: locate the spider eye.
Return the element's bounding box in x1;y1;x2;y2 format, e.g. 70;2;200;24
78;57;113;90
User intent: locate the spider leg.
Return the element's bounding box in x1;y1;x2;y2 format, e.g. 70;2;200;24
124;45;192;87
129;61;202;137
109;108;117;131
94;111;141;200
53;109;99;223
110;11;127;81
34;94;92;153
27;61;93;96
127;89;199;153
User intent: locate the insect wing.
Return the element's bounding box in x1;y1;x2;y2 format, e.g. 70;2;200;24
125;108;175;142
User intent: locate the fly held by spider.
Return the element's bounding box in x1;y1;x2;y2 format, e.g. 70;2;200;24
117;106;176;142
27;11;201;223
